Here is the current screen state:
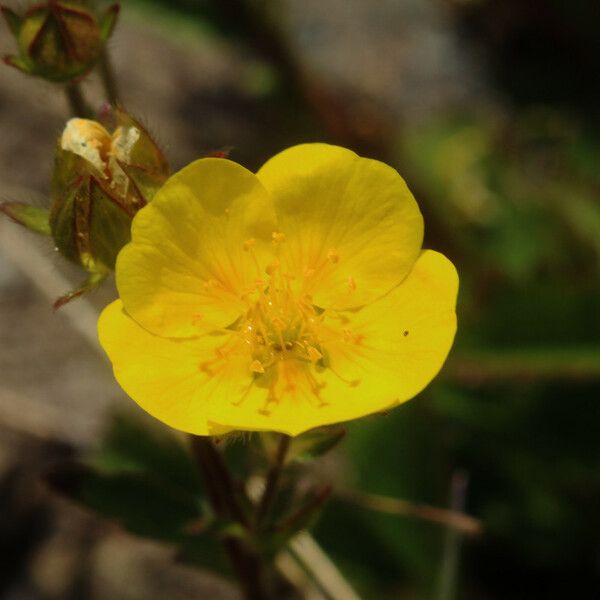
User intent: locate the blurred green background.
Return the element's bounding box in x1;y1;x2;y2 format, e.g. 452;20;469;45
1;1;599;599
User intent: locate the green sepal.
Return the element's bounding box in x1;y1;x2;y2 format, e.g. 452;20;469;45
262;427;346;465
49;149;90;267
49;170;85;266
0;202;50;235
114;108;170;204
288;427;346;463
50;147;133;271
3;54;29;74
87;176;132;269
99;3;120;41
1;6;22;36
53;270;107;310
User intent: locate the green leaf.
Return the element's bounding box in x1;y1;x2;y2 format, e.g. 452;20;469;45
77;466;200;541
0;202;50;235
90;411;203;495
46;412;231;573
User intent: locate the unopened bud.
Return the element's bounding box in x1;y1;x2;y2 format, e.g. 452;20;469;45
1;1;119;83
50;107;169;273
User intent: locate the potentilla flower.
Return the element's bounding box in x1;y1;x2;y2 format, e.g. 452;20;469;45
98;144;458;436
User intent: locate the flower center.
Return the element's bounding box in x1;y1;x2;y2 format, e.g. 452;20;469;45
242;287;324;371
198;233;364;414
237;252;325;374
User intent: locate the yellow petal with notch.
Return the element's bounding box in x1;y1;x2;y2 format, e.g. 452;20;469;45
257;143;424;310
117;158;277;337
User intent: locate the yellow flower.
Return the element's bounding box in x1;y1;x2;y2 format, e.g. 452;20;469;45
98;144;458;436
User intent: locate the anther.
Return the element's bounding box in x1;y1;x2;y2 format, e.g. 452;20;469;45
307;346;323;362
265;260;280;275
199;361;214;375
243;238;256;251
347;276;357;293
272;231;286;244
250;360;265;374
327;248;340;264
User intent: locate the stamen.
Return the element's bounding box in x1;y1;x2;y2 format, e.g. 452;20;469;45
327;248;340;264
259;394;277;415
232;380;254;407
272;231;286;244
281;361;297;392
265;259;280;276
328;363;361;388
250;359;265;374
307;346;322;362
304;369;328;407
243;238;262;276
243;238;256;251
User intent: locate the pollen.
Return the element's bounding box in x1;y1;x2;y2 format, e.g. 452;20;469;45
250;359;265;373
243;238;256;251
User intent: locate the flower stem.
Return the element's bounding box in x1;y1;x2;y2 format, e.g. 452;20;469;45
255;434;290;530
190;436;273;600
65;81;91;117
98;48;119;105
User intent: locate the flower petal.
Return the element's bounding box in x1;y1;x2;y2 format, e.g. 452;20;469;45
256;143;424;309
98;300;232;435
207;250;458;435
117;158;277;337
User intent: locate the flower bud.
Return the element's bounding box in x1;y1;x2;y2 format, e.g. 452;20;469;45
1;1;119;83
50;108;169;273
